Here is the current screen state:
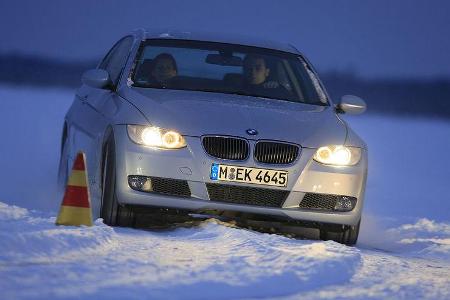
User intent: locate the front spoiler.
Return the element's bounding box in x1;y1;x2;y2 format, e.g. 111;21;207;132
116;188;362;226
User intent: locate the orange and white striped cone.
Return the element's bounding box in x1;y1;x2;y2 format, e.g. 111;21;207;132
56;152;93;226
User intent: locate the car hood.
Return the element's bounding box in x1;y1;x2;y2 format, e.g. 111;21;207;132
119;87;347;148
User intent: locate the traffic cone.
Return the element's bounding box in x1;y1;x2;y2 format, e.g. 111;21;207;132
56;152;93;226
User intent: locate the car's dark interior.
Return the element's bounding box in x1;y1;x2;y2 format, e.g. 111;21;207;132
133;58;297;97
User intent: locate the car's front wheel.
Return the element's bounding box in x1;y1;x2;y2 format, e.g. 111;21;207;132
57;132;70;196
320;220;360;246
101;135;134;227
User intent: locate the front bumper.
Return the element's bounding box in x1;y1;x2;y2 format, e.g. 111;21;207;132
114;125;368;226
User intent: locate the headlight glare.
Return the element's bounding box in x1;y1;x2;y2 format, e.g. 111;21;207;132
127;125;186;149
142;127;162;145
162;131;183;148
314;145;361;166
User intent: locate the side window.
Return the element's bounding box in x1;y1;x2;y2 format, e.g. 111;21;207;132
99;36;133;86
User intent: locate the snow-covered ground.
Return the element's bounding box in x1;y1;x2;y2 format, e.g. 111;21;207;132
0;85;449;299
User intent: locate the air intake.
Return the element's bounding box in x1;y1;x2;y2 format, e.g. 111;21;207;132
128;176;191;197
206;183;289;207
299;193;357;212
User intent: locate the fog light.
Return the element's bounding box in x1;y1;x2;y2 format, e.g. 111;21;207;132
128;175;152;192
334;196;357;212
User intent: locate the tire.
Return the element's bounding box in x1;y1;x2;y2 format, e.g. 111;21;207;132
57;136;70;196
101;135;135;227
320;219;361;246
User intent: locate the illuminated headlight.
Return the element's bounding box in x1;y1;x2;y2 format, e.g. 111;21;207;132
127;125;186;149
313;145;361;166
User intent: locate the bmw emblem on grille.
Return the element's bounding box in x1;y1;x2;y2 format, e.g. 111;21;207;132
246;129;258;136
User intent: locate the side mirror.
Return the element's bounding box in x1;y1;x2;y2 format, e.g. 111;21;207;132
81;69;112;89
336;95;367;115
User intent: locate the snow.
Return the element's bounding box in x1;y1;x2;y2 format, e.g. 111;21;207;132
384;218;450;260
0;202;28;220
345;114;450;222
0;85;449;299
0;85;73;212
0;205;363;299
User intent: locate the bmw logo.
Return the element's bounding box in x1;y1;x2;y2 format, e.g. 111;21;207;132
246;129;258;136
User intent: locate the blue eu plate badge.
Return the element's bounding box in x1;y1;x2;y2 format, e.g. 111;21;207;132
210;163;219;180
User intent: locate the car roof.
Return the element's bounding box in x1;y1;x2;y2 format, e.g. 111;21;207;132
131;28;302;55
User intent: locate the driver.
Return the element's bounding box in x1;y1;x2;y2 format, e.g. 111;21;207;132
150;53;178;84
242;54;290;99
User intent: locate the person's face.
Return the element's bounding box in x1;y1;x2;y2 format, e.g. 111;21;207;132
244;58;270;85
152;58;177;82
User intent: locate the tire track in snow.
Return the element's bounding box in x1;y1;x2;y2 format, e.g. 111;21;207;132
286;249;450;300
0;204;361;299
1;203;449;300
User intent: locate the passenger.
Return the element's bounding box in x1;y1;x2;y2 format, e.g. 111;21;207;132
242;54;290;99
150;53;178;84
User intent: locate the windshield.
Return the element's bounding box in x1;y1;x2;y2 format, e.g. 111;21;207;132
130;39;328;106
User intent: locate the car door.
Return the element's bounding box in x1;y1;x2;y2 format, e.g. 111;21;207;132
69;36;134;204
79;36;134;114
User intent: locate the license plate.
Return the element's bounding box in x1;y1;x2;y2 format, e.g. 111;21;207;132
210;163;288;187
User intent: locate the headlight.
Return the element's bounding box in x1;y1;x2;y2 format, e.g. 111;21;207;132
127;125;186;149
313;145;361;166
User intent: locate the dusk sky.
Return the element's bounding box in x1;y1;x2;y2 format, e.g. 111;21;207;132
1;0;449;79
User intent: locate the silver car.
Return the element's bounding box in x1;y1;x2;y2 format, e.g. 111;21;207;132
59;29;368;245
